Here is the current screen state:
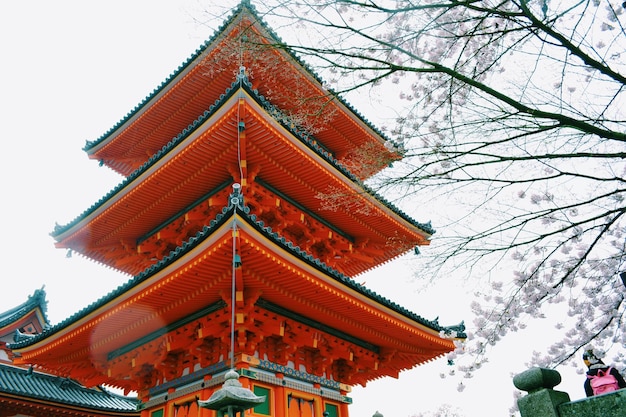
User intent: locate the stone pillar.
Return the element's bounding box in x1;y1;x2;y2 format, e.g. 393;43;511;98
513;368;570;417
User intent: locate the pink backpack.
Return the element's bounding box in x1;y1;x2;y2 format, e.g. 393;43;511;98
588;367;620;395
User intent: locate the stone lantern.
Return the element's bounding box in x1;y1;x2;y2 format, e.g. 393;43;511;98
198;369;266;417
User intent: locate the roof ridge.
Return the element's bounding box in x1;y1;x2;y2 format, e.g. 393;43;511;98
82;1;400;156
83;1;251;152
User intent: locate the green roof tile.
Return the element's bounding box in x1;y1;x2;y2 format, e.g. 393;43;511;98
0;363;138;412
0;288;48;330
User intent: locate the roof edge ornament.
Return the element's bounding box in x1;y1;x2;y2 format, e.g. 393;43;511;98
237;66;247;81
13;329;36;343
229;183;244;209
440;321;466;338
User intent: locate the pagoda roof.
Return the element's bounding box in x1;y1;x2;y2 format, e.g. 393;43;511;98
16;197;463;388
0;288;48;328
0;288;48;339
51;79;434;277
83;1;402;179
0;363;138;413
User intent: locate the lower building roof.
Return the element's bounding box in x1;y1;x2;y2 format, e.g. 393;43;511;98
0;363;138;413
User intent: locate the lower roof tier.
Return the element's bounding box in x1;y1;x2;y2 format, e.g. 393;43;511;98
13;202;463;393
13;297;452;394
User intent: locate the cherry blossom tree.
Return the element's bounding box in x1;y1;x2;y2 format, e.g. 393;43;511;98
236;0;626;377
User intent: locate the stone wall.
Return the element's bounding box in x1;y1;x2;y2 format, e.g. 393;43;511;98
514;367;626;417
558;390;626;417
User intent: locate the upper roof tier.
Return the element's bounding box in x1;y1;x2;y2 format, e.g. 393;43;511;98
85;2;401;180
52;81;433;277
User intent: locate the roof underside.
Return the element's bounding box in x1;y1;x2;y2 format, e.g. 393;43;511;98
16;209;458;389
53;89;430;277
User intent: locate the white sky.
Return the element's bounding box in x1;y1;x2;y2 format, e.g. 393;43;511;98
0;1;588;416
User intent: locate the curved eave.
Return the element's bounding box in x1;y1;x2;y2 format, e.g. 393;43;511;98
0;288;49;332
0;311;46;338
84;4;399;178
52;86;432;276
14;207;462;363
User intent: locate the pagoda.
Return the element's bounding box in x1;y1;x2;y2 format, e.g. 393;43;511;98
10;3;465;417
